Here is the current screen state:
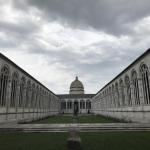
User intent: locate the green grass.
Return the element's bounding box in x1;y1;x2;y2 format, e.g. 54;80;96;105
1;132;150;150
81;132;150;150
31;115;121;124
0;133;67;150
78;115;121;123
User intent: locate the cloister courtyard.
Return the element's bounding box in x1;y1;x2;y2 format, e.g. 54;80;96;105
0;50;150;150
1;0;150;149
1;115;150;150
30;114;122;124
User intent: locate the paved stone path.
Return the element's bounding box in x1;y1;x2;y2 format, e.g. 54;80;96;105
1;123;150;132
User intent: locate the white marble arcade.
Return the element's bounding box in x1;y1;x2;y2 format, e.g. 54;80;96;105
0;53;60;123
92;49;150;123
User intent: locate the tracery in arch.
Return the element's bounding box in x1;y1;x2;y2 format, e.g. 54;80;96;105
19;77;26;107
131;70;140;105
140;63;150;104
25;80;31;108
125;75;132;106
112;84;116;107
115;82;120;107
119;79;125;106
10;72;19;107
31;83;35;108
35;86;39;109
0;65;10;107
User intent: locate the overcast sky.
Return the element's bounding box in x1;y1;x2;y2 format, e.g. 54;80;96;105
0;0;150;94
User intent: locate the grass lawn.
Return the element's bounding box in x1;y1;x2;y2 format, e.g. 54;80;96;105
31;115;121;124
1;132;150;150
81;132;150;150
0;133;67;150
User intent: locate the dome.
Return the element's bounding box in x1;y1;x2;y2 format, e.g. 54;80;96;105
69;76;84;94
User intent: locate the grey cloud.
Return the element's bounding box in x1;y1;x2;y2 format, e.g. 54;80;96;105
13;0;150;35
0;38;18;48
0;15;41;51
27;42;145;80
0;20;39;38
1;0;150;93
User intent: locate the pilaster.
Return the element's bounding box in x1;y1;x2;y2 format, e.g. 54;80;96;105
130;82;135;106
15;81;20;119
22;85;26;118
5;78;12;120
138;78;144;105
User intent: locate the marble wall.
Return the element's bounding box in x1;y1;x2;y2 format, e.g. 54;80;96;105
0;53;60;123
92;49;150;123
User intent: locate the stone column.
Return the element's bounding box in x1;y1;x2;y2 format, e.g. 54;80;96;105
15;81;20;119
44;95;46;117
40;92;42;117
109;93;112;108
33;89;36;118
28;87;32;118
22;85;26;118
5;78;12;120
104;95;107;109
138;78;144;105
108;93;110;108
118;88;122;107
37;92;39;118
49;95;52;115
130;82;135;106
39;93;41;118
48;97;50;114
106;95;109;109
43;97;45;117
106;95;109;108
46;95;48;116
113;92;116;108
124;85;128;106
114;91;117;108
42;93;44;117
44;94;46;116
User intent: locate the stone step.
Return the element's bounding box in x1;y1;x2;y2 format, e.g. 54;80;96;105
1;128;150;132
1;123;150;132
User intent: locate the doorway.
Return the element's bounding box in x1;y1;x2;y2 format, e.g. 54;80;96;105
74;101;79;114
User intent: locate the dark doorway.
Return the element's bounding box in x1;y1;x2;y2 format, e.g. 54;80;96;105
74;101;79;115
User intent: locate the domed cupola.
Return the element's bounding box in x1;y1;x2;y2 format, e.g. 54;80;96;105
69;76;84;94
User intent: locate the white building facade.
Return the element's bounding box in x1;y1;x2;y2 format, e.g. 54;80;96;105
58;94;93;114
1;48;150;123
0;53;60;123
58;77;94;114
92;49;150;123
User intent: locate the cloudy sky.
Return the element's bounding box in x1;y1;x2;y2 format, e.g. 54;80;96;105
0;0;150;94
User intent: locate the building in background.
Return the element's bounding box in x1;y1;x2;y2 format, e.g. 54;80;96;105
0;48;150;123
58;77;95;114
